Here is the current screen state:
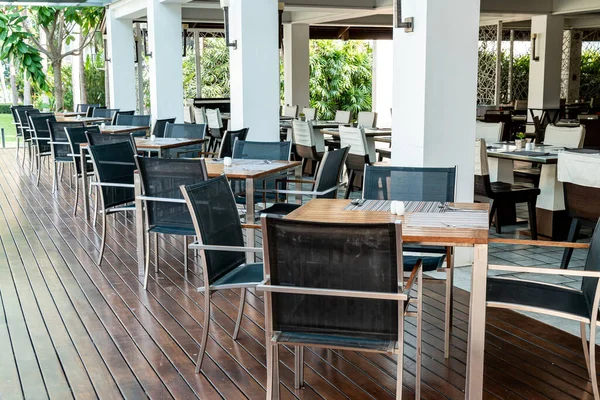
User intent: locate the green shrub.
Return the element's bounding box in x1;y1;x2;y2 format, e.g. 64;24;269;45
0;104;12;114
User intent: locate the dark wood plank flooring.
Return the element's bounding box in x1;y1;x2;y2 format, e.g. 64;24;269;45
0;148;598;399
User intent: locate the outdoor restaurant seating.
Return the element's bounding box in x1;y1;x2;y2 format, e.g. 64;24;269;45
115;113;151;127
64;126;96;216
218;127;249;158
363;164;456;357
48;120;85;192
86;141;137;265
10;105;34;159
180;176;264;373
292;119;325;175
92;108;119;124
334;109;351;124
259;146;349;216
113;110;135;125
484;111;512;141
282;104;299;118
152;117;176;138
205;108;224;152
257;216;423;399
302;107;316;120
475;120;503;143
193;106;207;125
340;125;376;199
75;103;100;113
164;122;207;158
474;138;540;238
486;219;600;399
136;157;209;286
544;124;586;147
14;106;39;166
357;111;377;128
28;113;55;183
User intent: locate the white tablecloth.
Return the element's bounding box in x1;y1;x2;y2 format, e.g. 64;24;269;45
557;151;600;188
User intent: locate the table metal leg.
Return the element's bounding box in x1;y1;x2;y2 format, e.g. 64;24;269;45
135;174;146;276
465;244;488;400
81;147;89;219
245;178;255;263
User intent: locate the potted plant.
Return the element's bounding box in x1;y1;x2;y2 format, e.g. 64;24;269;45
515;132;526;149
299;113;306;121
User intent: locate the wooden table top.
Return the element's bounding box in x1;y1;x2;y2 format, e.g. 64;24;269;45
100;125;150;134
321;128;392;138
56;116;112;123
205;159;301;179
135;137;206;150
280;120;340;129
55;111;87;117
285;199;490;246
487;143;561;164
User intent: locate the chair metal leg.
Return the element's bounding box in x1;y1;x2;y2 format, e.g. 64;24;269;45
21;141;27;167
581;322;591;376
97;210;107;265
183;236;188;279
232;288;246;340
527;198;538;240
294;346;304;389
266;339;274;399
153;232;159;274
92;192;98;227
36;153;42;186
589;320;599;399
195;290;211;373
561;218;581;269
73;174;79;216
415;267;423;400
344;170;355;199
15;136;20;159
144;231;151;290
273;343;280;400
396;304;404;400
52;162;58;193
444;247;454;359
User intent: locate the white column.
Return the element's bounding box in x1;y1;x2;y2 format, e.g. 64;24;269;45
229;0;280;141
392;0;480;203
194;31;202;98
527;15;564;114
134;23;145;114
372;40;393;128
106;8;136;111
147;0;184;122
283;23;310;110
494;21;503;105
562;29;582;103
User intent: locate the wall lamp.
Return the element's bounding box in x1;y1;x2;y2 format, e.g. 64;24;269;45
531;33;540;62
220;0;237;50
393;0;414;33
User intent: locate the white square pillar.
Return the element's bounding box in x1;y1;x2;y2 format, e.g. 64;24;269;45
229;0;280;141
392;0;480;203
147;0;184;121
106;8;136;111
372;40;393;128
283;24;310;110
527;15;564;112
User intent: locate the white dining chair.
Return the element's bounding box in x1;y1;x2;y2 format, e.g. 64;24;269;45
357;111;377;128
206;108;224;152
302;107;316;121
183;106;195;124
476;121;503;144
283;105;299;118
293;120;325;176
544;124;586;148
334;110;351;124
194;107;208;125
339;125;376;198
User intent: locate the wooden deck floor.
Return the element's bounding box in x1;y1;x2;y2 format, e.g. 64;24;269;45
0;148;598;400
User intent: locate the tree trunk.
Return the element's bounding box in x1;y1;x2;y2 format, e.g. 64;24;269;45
79;33;87;104
9;60;18;105
52;59;64;111
23;71;31;105
0;63;9;103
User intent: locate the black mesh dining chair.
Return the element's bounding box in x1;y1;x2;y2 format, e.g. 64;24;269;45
135;157;209;287
17;108;40;167
363;164;457;358
86;130;132;146
257;217;423;399
112;110;135;125
164;123;207;158
11;105;34;160
486;220;600;399
48;121;85;192
116;114;151;127
259;147;349;216
92;108;119;124
218;128;249;158
152;118;176;138
28;113;55;184
87;141;137;265
180;176;264;373
65;126;96;216
76;103;100;113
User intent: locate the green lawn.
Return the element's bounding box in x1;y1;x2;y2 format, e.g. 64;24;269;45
0;113;17;148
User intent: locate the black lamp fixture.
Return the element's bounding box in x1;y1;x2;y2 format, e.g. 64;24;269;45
531;33;540;62
220;0;237;50
393;0;414;33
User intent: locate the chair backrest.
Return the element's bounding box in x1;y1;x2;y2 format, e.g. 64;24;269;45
10;105;34;125
48;121;85;160
357;111;377;128
87;141;137;208
180;176;247;286
581;219;600;318
282;105;298;118
514;100;528;110
87;106;105;117
29;114;55;154
292;120;325;154
302;107;316;121
193;107;207;125
363;165;457;202
218;128;249;158
76;103;100;113
116;114;151;127
183;106;195;124
205;108;223;129
476;121;503;144
86;131;132;146
112;110;135;125
232;140;292;161
484;113;512;141
65;126;93;175
334;110;351;124
92;108;119;122
544;124;586;148
473;139;492;198
136;157;208;230
262;216;403;340
17;108;39;139
313;147;350;199
339;125;373;160
164;123;206;139
152;118;176;138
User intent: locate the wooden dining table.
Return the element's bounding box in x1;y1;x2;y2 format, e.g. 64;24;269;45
284;198;490;399
56;116;113;124
134;158;302;272
99;125;150;134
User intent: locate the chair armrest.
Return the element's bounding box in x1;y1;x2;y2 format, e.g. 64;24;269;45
49;141;71;146
257;283;408;301
241;223;261;230
489;264;600;278
188;242;263;253
90;182;135;188
137;195;186;204
489;238;590;249
256;183;345;197
275;178;316;185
